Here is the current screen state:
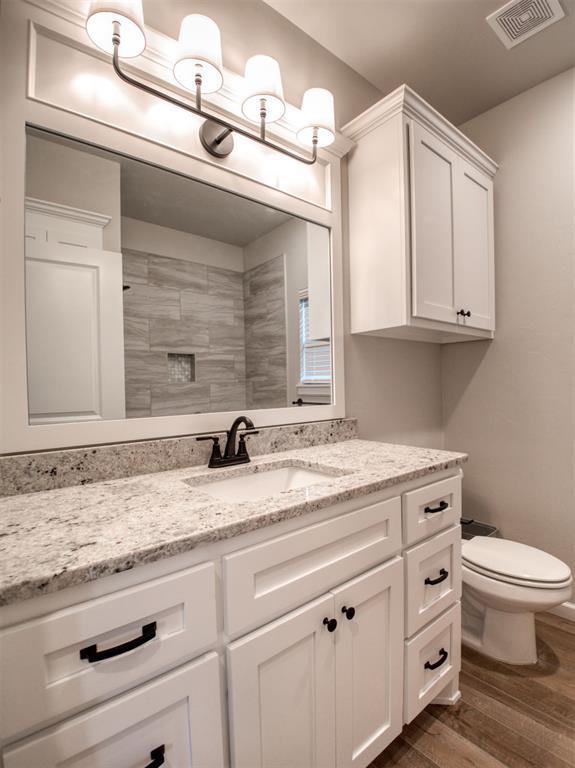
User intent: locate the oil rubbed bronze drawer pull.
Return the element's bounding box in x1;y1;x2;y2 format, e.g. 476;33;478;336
424;647;448;671
145;745;165;768
323;617;338;632
80;621;157;663
424;500;449;514
425;568;449;586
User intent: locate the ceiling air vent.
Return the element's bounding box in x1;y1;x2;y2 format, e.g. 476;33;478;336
487;0;565;48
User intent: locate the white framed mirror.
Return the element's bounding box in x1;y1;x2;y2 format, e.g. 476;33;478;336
24;128;334;426
0;0;347;454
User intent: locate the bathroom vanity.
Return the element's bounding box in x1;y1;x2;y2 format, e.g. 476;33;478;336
0;440;466;768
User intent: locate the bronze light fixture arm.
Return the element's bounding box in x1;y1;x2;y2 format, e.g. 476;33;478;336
111;29;318;165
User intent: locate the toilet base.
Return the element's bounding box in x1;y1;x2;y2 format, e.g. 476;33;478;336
462;604;538;665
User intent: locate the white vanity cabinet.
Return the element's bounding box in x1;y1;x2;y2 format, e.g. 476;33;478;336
227;558;404;768
343;85;497;344
0;468;463;768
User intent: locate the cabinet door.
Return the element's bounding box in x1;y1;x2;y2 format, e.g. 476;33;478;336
227;594;336;768
3;653;225;768
25;241;125;423
332;558;404;768
410;122;458;325
454;160;495;330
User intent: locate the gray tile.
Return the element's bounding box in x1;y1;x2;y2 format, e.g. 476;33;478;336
210;382;247;412
150;383;211;416
122;249;149;285
125;383;151;418
123;284;181;320
150;318;208;352
148;256;207;292
195;354;239;383
208;266;244;299
209;321;246;352
124;317;149;351
125;351;167;385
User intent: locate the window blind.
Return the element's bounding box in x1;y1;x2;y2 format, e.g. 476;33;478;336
299;295;332;384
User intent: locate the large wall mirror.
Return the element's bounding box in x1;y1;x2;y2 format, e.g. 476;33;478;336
24;128;333;425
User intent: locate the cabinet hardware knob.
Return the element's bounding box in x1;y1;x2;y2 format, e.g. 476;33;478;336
424;500;449;514
145;745;165;768
424;568;449;586
424;647;449;671
79;621;157;663
456;309;471;318
341;606;356;620
323;617;338;632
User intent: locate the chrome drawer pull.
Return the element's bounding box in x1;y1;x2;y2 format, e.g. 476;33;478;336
145;745;165;768
424;568;449;586
424;647;448;671
80;621;157;663
424;500;449;514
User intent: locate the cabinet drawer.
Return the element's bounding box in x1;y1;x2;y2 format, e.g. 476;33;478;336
404;526;461;637
403;475;461;546
404;602;461;723
3;653;224;768
223;495;401;636
0;562;217;739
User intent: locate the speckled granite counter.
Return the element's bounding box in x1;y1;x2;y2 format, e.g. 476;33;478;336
0;440;467;607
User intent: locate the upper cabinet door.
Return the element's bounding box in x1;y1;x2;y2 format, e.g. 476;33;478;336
332;559;404;768
410;122;458;325
454;160;495;330
227;594;336;768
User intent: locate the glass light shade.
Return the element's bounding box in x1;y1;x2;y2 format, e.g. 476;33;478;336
297;88;336;147
86;0;146;58
242;55;285;124
173;15;223;94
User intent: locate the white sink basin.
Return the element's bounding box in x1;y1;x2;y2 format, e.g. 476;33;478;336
195;466;335;502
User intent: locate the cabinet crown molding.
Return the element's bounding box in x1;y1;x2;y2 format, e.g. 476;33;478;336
343;84;498;177
25;197;112;228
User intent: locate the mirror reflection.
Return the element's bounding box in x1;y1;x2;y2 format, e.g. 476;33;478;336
24;128;332;424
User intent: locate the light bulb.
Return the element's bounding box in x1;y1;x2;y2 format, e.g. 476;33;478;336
173;14;223;94
242;55;285;124
86;0;146;58
298;88;335;148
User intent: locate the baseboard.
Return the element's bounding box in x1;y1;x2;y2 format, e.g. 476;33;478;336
433;689;461;706
548;601;575;623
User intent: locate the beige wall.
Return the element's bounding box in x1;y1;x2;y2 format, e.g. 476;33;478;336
443;69;575;573
122;217;244;271
144;0;382;128
26;136;121;251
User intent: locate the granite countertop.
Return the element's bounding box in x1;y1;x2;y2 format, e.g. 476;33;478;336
0;440;467;607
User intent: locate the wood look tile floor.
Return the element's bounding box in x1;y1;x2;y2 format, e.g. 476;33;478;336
370;614;575;768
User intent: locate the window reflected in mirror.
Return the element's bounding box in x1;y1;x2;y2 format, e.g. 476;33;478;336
24;127;333;424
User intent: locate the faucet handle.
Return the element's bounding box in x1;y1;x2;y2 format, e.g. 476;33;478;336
237;430;259;459
196;435;223;467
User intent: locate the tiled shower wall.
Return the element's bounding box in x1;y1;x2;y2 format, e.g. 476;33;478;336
243;255;288;409
122;248;247;417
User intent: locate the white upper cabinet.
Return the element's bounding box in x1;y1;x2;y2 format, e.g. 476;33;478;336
343;85;497;343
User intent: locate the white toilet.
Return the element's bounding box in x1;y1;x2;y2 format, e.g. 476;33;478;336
461;537;572;665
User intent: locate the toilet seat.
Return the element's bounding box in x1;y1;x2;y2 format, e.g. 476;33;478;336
462;538;573;590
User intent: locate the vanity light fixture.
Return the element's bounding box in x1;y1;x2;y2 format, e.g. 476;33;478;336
85;0;335;164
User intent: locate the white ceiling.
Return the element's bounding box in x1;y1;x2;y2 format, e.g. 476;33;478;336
119;157;291;246
264;0;575;125
31;129;292;246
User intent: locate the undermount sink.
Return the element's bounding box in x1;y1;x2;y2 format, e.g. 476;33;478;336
192;465;336;502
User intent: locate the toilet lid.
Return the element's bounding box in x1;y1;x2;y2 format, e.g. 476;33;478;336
462;538;572;584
